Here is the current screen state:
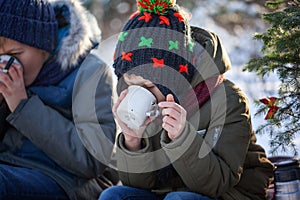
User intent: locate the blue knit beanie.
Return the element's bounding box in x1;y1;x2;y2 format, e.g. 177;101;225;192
0;0;58;52
114;0;198;99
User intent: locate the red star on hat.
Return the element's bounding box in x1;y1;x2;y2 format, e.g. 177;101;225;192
179;64;188;74
152;58;165;68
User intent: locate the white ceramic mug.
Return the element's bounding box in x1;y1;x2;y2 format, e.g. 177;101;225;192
0;55;22;73
117;85;158;130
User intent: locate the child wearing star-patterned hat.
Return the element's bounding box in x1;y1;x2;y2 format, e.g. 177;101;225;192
100;0;274;200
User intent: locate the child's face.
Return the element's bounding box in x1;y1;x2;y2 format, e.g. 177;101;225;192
0;38;50;86
123;73;165;103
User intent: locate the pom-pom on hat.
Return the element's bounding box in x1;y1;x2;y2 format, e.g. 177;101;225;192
0;0;58;52
113;0;199;99
137;0;176;15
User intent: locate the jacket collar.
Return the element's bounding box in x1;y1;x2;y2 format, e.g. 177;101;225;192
190;27;231;88
50;0;101;70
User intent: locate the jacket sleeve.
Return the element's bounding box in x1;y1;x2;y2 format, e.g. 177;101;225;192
116;123;168;190
161;85;252;198
0;101;10;140
6;61;116;179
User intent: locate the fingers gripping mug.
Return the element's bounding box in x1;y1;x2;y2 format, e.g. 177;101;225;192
117;85;159;130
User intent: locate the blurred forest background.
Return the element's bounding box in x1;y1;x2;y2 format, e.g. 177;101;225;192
82;0;268;39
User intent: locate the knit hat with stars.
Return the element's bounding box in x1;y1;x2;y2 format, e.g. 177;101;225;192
113;0;199;100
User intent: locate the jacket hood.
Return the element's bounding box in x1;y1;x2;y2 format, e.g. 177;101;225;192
49;0;101;70
190;26;231;87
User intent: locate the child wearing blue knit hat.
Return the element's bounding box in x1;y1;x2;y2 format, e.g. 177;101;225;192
99;0;273;199
0;0;118;199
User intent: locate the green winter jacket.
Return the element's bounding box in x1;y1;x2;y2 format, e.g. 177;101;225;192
116;27;274;200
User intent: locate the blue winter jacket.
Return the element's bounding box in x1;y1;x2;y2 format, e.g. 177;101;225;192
0;1;117;199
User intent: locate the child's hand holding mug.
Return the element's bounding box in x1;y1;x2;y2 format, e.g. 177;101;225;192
0;55;27;112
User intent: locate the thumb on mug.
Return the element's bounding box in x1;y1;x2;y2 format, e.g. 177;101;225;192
166;94;175;102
